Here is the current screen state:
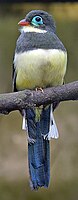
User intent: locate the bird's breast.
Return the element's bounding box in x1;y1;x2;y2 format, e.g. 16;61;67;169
14;49;67;90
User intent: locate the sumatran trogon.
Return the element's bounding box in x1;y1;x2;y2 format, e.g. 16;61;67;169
13;10;67;190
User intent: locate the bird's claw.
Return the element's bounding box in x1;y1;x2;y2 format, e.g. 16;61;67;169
36;87;44;93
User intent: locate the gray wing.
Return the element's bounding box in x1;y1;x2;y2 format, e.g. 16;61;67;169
12;56;17;92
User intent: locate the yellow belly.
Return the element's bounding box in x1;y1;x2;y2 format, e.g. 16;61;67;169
14;49;67;90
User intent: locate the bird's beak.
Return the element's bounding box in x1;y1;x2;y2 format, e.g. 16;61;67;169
18;19;30;26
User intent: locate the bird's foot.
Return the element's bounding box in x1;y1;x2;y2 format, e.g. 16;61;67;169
36;87;44;93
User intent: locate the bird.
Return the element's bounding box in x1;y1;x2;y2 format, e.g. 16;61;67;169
13;10;67;190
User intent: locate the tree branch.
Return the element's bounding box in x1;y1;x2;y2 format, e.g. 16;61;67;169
0;81;78;114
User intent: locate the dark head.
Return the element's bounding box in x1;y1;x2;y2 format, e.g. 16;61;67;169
18;10;56;33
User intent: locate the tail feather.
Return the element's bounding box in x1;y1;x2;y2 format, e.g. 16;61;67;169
28;136;49;189
48;104;59;140
22;104;59;190
27;106;50;189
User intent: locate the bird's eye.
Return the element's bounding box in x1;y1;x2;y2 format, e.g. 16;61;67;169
31;16;43;26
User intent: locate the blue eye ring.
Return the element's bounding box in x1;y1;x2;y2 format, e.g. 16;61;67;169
31;16;43;26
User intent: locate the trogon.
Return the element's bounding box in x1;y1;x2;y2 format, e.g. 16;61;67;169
13;10;67;190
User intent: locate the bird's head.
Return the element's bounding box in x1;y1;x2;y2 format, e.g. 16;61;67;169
18;10;56;33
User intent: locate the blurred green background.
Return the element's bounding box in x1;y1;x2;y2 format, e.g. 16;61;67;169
0;2;78;200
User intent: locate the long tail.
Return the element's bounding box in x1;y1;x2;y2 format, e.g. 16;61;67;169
26;106;50;190
22;105;59;190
